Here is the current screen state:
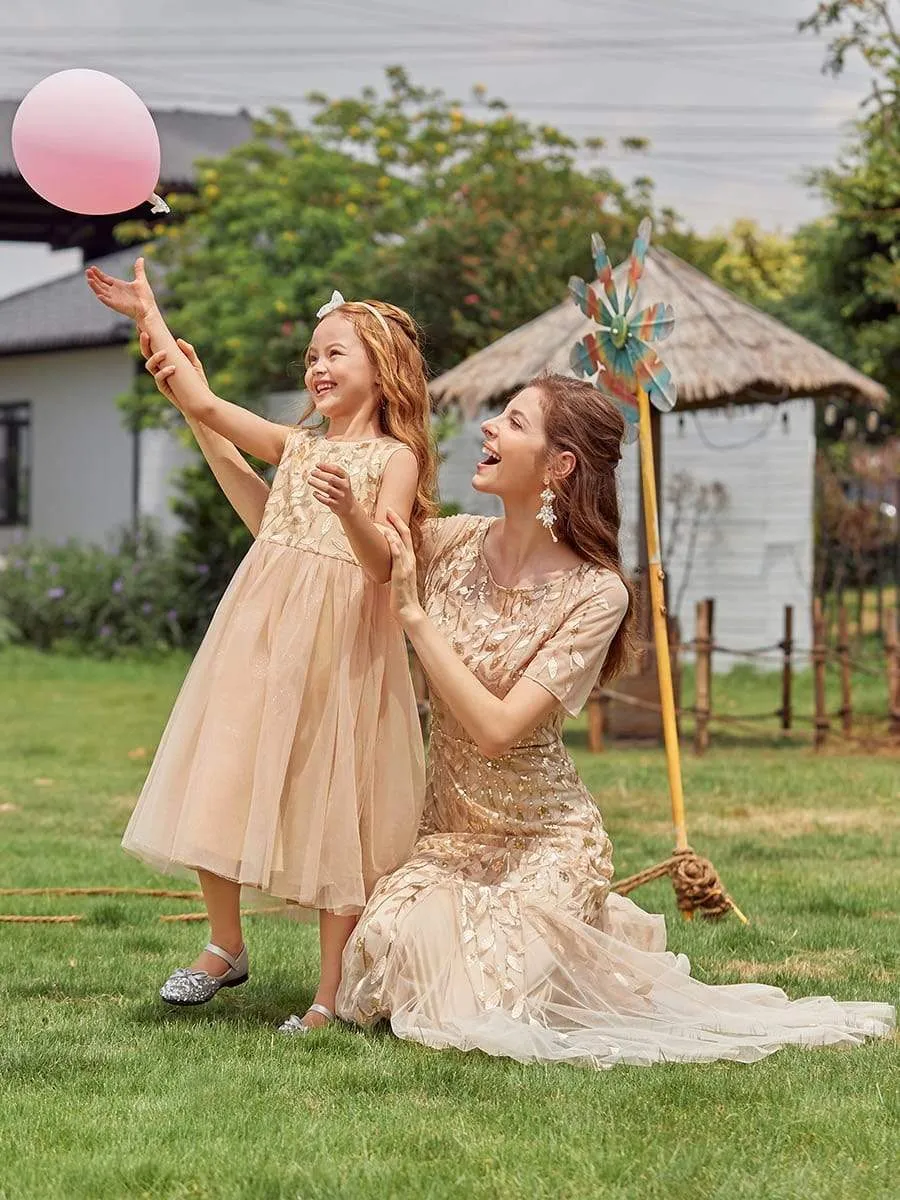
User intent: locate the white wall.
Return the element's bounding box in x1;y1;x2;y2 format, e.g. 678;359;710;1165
0;345;189;548
137;426;193;537
440;399;815;668
661;400;814;663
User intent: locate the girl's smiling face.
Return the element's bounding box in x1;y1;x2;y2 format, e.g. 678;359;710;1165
474;386;551;499
304;312;380;421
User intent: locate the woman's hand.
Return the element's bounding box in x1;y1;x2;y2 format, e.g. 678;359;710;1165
85;256;157;322
309;463;358;518
383;509;424;627
142;334;207;404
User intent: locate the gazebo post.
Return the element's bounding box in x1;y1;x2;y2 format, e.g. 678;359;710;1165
635;384;687;852
635;407;663;645
631;382;748;925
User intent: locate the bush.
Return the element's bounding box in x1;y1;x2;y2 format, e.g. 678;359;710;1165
0;522;191;657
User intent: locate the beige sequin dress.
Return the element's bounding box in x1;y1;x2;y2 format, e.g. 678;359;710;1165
337;514;894;1066
122;429;425;915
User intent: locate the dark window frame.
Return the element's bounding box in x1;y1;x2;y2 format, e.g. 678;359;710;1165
0;400;31;527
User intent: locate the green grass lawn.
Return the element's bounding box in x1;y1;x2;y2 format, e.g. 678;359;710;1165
0;647;897;1200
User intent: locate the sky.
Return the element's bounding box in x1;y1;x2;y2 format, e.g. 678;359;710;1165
0;0;878;300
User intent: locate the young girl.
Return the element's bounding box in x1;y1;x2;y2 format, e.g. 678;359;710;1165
85;260;436;1033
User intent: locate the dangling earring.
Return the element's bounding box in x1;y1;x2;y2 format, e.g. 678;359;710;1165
537;482;558;542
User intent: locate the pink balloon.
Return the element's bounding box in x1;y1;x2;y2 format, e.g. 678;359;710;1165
12;69;161;216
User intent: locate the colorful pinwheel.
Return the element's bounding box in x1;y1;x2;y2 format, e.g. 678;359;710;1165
568;218;676;439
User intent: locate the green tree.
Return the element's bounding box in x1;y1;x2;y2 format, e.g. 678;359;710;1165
307;71;655;373
115;69;678;622
707;218;808;310
798;1;900;415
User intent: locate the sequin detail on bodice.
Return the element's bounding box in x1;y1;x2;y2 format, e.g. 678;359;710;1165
257;429;403;564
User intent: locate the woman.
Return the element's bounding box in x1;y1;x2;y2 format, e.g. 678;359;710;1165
339;373;893;1067
143;345;893;1065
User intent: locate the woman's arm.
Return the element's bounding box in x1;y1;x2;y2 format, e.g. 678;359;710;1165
404;609;558;758
382;511;559;758
87;258;287;465
308;447;419;584
143;335;271;536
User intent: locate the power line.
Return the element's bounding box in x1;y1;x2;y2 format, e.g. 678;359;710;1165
0;35;814;55
496;100;859;116
0;51;849;94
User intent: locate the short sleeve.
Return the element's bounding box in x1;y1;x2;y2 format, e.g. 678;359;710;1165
523;573;629;716
417;514;486;575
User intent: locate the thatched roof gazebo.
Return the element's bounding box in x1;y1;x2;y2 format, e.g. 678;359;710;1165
430;246;888;416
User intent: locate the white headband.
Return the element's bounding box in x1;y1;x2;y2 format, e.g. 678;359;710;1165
316;289;391;336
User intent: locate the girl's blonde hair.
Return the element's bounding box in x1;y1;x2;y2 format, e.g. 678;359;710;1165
302;300;438;547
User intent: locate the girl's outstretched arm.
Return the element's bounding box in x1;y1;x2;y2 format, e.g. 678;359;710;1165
142;334;270;537
86;257;287;465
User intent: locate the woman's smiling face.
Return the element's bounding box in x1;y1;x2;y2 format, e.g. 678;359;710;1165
473;386;550;499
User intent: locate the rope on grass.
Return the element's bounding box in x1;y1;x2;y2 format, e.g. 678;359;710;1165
160;906;282;923
0;901;283;924
0;885;202;924
0;914;83;923
0;887;201;899
613;846;747;923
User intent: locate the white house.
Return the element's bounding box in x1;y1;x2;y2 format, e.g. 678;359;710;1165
0;247;190;551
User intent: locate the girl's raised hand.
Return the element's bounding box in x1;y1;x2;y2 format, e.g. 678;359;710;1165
383;509;422;626
309;464;357;517
86;256;156;322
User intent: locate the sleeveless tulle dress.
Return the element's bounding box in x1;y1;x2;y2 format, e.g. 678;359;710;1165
122;428;425;915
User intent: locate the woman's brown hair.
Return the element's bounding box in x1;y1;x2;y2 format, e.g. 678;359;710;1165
530;371;636;683
302;301;438;546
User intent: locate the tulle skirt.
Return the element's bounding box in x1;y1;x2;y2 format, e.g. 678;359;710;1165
338;867;895;1067
122;539;425;914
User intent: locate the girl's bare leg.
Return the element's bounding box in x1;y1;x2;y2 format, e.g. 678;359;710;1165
302;910;358;1025
190;869;244;975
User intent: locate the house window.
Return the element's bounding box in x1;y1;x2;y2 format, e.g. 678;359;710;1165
0;401;31;526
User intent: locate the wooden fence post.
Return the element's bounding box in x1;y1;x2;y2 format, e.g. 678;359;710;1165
812;596;830;750
856;581;866;641
886;607;900;745
779;604;793;732
837;599;853;735
694;598;713;756
586;686;606;753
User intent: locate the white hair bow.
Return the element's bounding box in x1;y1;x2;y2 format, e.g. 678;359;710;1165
316;290;345;319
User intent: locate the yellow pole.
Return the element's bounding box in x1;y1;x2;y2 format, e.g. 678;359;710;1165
635;383;689;853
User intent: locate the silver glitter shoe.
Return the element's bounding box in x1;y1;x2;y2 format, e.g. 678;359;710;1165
159;942;249;1006
277;1003;334;1035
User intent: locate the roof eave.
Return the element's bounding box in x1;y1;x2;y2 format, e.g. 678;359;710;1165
0;330;131;359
